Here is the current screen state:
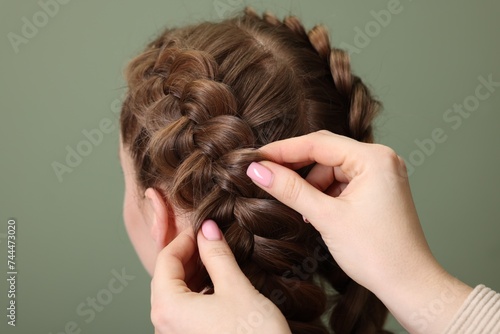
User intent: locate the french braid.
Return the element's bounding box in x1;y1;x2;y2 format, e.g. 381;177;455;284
121;7;389;333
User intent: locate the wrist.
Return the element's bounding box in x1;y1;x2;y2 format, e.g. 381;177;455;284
373;259;472;334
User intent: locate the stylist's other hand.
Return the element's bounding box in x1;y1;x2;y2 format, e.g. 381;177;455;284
151;219;291;334
247;130;472;334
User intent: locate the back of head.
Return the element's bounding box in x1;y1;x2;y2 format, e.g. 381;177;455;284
121;8;388;333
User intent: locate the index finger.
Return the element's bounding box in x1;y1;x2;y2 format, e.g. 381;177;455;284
260;131;364;173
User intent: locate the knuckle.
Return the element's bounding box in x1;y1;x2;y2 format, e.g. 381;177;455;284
369;144;409;179
150;301;171;328
371;144;400;167
206;245;233;259
397;156;408;171
282;174;302;204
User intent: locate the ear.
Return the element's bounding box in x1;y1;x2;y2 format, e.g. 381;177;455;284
144;188;175;250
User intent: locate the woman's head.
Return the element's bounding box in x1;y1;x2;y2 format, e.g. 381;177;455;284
120;8;386;333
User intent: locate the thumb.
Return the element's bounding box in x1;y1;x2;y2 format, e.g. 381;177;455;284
246;161;336;233
197;220;253;294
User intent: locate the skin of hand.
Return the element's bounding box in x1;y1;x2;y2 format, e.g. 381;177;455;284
245;130;472;334
150;219;291;334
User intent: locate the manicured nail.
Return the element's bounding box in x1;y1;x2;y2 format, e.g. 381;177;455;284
246;162;273;187
201;220;222;241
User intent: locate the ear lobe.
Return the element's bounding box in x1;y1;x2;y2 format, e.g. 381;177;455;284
144;188;171;250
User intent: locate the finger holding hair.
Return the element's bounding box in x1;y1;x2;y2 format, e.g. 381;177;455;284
246;159;337;234
259;130;368;177
151;221;291;334
151;228;197;301
196;219;256;295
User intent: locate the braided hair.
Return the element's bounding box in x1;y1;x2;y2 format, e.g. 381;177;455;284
120;7;389;333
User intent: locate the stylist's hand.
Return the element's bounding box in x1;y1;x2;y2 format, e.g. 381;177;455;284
247;130;472;334
150;219;290;334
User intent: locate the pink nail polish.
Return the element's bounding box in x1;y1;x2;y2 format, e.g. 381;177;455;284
201;220;222;241
246;162;273;187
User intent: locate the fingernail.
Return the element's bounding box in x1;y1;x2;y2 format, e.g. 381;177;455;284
246;162;273;187
303;216;310;224
201;220;222;241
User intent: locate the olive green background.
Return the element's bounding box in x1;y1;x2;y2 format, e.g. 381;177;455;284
1;0;499;333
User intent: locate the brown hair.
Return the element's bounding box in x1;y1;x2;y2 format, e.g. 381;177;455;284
120;8;388;333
